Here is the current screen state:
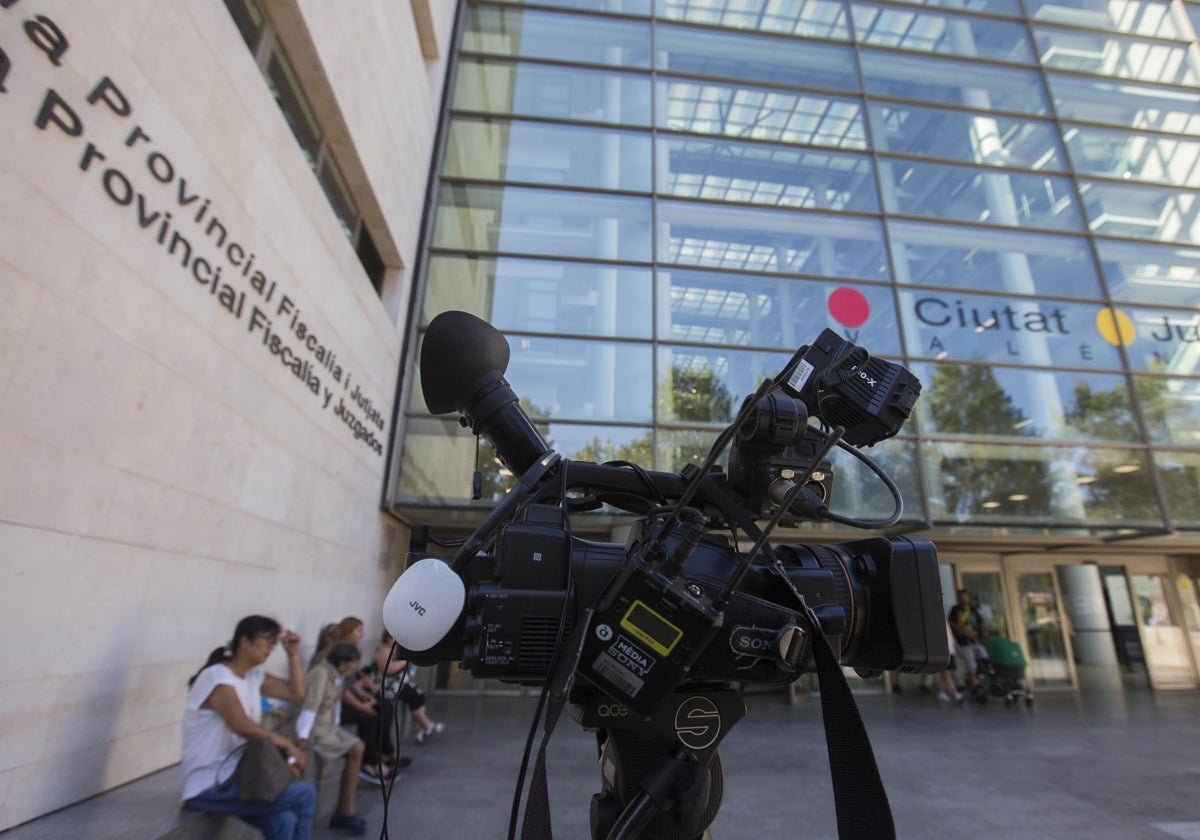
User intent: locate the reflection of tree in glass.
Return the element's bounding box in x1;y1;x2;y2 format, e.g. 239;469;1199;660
930;363;1034;436
661;365;735;423
1132;376;1200;524
571;365;735;474
658;364;736;473
1061;379;1137;441
1062;379;1162;524
573;434;654;469
927;364;1052;521
1133;375;1198;445
475;397;553;503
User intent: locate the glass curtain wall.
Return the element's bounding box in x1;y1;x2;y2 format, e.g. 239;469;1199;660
393;0;1200;539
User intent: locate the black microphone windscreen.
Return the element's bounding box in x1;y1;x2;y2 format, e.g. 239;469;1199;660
421;311;511;414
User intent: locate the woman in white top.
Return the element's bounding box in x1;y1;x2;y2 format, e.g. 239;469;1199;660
182;615;316;840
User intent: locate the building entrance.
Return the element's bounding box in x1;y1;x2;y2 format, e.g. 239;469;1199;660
1121;558;1199;690
949;553;1200;695
952;556;1076;691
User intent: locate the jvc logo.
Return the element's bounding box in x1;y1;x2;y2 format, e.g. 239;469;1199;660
409;600;427;616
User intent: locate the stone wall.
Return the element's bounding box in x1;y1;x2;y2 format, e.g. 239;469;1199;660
0;0;453;828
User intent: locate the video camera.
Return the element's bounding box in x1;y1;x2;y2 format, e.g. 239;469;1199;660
382;311;948;838
385;311;946;702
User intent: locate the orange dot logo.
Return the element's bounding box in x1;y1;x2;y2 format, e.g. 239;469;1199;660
1096;307;1135;347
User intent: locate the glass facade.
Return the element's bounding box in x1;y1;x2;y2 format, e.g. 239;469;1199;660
393;0;1200;540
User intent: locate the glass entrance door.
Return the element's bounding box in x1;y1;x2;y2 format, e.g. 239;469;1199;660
1173;565;1200;680
1130;572;1198;689
1014;571;1073;689
959;570;1011;640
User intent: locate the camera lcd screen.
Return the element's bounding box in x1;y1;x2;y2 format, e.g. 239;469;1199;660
621;600;683;657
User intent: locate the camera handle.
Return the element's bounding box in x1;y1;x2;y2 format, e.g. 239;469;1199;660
569;686;746;840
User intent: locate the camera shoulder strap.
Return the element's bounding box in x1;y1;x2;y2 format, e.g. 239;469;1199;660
519;605;595;840
810;628;896;839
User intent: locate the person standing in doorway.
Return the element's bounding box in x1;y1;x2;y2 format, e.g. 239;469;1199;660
948;589;989;690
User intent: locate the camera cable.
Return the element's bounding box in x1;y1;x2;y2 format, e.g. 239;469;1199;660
373;641;409;840
508;461;578;840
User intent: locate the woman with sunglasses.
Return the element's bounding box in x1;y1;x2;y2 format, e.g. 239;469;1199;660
181;615;316;840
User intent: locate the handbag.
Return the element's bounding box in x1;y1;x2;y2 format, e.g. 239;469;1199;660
218;737;294;803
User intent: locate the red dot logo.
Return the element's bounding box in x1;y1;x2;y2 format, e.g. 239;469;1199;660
828;287;870;328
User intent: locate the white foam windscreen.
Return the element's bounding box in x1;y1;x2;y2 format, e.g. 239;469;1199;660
382;557;466;651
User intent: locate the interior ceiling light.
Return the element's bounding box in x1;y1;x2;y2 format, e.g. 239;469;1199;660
1113;464;1141;473
982;500;1002;508
1008;493;1030;501
1078;475;1098;484
1013;418;1034;429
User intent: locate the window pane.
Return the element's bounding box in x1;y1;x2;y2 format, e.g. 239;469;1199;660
462;6;651;67
659;137;878;211
658;269;902;353
655;23;859;91
657;0;851;39
1078;181;1200;244
888;220;1101;298
878;0;1021;16
443;117;652;191
658;200;889;279
395;418;656;505
1118;307;1200;375
852;3;1034;63
1137;376;1200;446
898;289;1126;369
1064;125;1200;187
826;436;926;523
861;50;1050;114
922;441;1163;527
506;336;654;422
493;0;652;14
432;184;652;261
1026;0;1190;39
453;59;652;125
657;345;791;424
657;428;719;474
1035;26;1200;86
869;102;1065;170
474;423;663;505
224;0;266;51
395;417;489;502
1155;450;1200;527
422;255;653;338
316;152;358;239
265;49;322;164
879;159;1083;231
1098;239;1200;307
658;78;866;148
911;362;1138;444
1047;73;1200;134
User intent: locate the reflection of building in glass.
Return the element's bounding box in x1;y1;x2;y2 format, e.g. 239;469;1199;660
393;0;1200;541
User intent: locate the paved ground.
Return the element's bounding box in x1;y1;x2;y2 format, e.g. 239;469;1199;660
342;686;1200;840
5;685;1199;839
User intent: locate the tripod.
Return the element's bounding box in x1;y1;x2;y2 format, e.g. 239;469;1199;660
567;686;747;840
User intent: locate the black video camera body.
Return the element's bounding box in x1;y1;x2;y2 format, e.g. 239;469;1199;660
384;313;948;720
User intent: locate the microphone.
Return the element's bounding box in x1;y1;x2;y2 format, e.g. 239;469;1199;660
420;311;550;477
382;557;466;651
